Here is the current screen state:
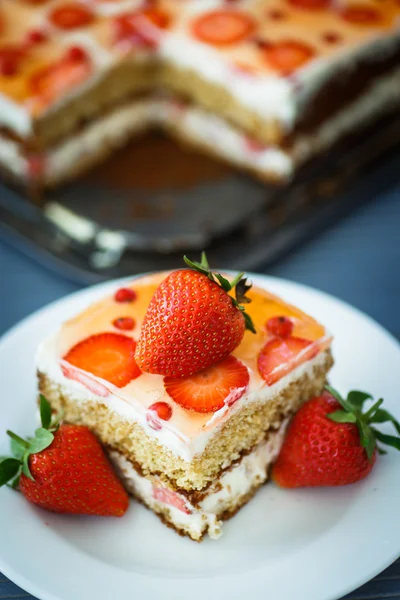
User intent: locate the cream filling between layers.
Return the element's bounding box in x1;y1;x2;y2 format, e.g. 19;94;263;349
37;331;328;462
109;421;288;540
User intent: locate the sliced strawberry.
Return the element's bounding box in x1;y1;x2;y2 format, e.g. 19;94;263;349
114;9;170;48
288;0;330;9
262;40;315;74
63;333;141;388
29;50;91;101
0;46;25;77
191;10;255;46
114;287;137;303
25;29;48;45
339;6;381;24
113;316;135;331
146;402;172;430
258;336;318;385
164;355;249;413
266;316;294;338
49;3;95;30
61;363;110;397
153;487;191;514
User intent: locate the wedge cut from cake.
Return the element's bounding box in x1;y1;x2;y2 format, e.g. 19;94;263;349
36;267;333;540
0;0;399;191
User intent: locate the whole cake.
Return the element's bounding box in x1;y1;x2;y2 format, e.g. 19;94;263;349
0;0;399;192
36;259;333;540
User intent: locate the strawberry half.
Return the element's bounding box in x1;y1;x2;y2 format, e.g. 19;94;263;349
48;3;95;30
273;386;400;487
262;40;315;74
191;10;255;46
135;253;255;378
164;355;249;413
339;6;382;24
258;336;317;385
63;332;141;388
0;396;129;516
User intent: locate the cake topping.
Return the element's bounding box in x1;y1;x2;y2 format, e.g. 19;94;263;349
113;316;135;331
25;29;48;45
114;287;137;303
262;40;315;74
0;395;129;516
113;9;170;49
288;0;330;9
0;46;25;77
28;48;91;112
146;401;173;430
266;315;294;338
164;355;249;413
258;336;318;385
63;332;141;388
48;2;95;30
273;386;400;487
339;6;382;24
191;10;255;46
135;253;255;378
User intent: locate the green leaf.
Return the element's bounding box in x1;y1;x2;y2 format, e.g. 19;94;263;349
364;398;384;419
377;446;388;456
372;429;400;452
28;428;54;454
6;430;29;450
22;452;34;481
200;252;209;270
357;420;376;460
183;255;210;277
243;312;256;334
370;409;400;434
230;271;245;289
328;411;357;424
235;278;252;304
10;438;25;460
40;394;52;430
347;391;373;409
214;273;232;292
325;385;354;412
0;458;21;487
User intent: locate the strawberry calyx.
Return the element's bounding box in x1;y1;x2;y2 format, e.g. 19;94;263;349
183;252;256;334
0;395;61;489
325;385;400;460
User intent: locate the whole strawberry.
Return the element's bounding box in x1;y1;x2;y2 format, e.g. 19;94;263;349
135;253;255;378
0;396;129;516
273;386;400;488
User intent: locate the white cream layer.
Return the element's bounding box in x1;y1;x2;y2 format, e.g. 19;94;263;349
109;422;287;540
37;331;327;462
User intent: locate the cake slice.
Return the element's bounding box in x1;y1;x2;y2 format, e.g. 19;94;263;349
36;263;333;540
0;0;399;191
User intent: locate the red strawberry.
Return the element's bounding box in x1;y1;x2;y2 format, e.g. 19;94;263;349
191;10;255;46
153;486;191;514
25;29;48;45
266;315;294;338
114;9;170;48
258;336;317;385
0;396;129;516
272;387;400;487
164;355;249;413
146;402;173;430
339;6;381;24
49;3;95;30
63;332;141;388
113;316;135;331
288;0;330;9
114;287;137;303
29;49;91;102
135;254;255;377
262;40;315;74
0;46;25;77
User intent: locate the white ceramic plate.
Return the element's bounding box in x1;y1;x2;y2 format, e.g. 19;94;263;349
0;274;399;600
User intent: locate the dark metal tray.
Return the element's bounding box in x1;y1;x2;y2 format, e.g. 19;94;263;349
0;112;399;284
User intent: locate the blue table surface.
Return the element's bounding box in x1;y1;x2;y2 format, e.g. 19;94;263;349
0;184;399;599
